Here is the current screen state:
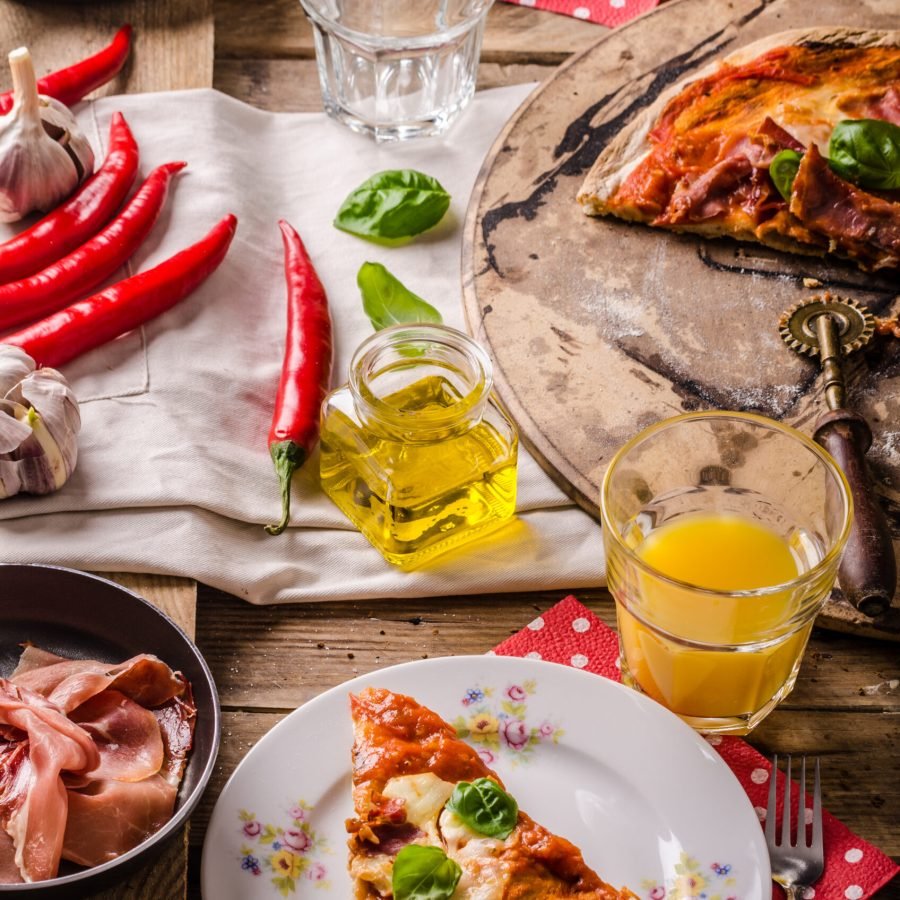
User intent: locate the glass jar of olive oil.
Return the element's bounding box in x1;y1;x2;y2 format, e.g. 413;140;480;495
319;323;518;568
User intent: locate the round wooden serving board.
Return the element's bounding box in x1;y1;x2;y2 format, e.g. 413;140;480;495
462;0;900;639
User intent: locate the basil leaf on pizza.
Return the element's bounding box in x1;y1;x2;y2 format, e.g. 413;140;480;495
334;169;451;242
391;844;462;900
446;777;519;839
357;262;442;331
770;149;803;200
828;119;900;191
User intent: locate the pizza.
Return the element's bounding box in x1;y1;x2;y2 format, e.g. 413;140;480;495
577;28;900;271
345;687;636;899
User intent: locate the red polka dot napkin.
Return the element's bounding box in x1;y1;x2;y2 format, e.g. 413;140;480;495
493;595;900;900
500;0;660;29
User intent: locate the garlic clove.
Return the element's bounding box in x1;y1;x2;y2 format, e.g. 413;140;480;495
0;344;34;395
39;96;95;181
0;400;32;454
0;47;94;223
0;345;80;498
18;366;80;474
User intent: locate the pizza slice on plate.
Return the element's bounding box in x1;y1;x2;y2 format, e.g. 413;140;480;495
346;686;636;900
577;27;900;271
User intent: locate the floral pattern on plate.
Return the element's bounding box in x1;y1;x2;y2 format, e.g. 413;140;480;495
238;800;332;895
641;852;737;900
452;679;564;766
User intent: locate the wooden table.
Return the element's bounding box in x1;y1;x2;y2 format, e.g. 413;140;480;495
0;2;897;898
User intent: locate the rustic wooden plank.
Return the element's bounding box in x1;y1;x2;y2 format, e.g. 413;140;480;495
213;57;552;112
85;832;190;900
195;587;900;713
481;4;609;63
215;0;605;64
107;572;198;637
0;0;214;95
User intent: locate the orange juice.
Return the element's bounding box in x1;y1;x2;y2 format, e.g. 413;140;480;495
618;512;815;722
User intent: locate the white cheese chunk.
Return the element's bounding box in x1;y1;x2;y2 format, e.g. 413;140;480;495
440;809;512;900
383;773;455;829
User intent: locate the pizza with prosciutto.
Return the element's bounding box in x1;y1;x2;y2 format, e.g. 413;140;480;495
346;687;636;900
577;28;900;271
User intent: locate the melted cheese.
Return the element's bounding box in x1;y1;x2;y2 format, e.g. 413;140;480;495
440;809;512;900
383;774;455;830
750;82;854;150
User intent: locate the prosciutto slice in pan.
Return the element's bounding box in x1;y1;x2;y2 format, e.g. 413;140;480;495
11;646;187;713
0;647;195;884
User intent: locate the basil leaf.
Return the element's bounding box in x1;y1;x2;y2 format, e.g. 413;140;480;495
446;778;518;840
392;844;461;900
357;262;442;331
334;169;451;242
828;118;900;190
769;149;803;201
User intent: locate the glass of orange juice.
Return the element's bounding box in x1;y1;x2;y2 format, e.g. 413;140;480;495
601;411;852;735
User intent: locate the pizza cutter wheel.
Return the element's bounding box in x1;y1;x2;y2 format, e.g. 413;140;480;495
779;295;896;618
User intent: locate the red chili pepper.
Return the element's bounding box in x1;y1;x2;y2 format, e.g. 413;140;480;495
0;25;133;115
0;161;184;333
4;215;237;369
0;112;139;283
265;220;334;536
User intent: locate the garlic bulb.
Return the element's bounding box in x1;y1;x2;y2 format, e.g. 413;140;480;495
0;47;95;223
0;345;80;498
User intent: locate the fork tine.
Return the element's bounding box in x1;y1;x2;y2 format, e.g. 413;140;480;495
782;755;793;847
781;753;793;847
766;754;778;842
811;757;824;856
799;757;808;847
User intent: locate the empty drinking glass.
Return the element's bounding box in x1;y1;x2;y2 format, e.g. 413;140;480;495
299;0;495;141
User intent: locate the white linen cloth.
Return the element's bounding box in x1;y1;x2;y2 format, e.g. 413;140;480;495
0;85;606;603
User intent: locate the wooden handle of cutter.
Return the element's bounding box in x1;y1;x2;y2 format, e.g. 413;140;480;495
815;409;897;618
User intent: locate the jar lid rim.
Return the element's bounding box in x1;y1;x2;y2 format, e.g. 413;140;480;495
349;323;493;427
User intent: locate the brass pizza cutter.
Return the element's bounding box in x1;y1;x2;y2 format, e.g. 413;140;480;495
779;294;896;618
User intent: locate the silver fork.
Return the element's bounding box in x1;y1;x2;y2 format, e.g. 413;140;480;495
765;755;824;899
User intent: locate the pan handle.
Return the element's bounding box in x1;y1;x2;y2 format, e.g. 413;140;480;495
815;409;896;619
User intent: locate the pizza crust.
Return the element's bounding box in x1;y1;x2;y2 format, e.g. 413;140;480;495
577;26;900;218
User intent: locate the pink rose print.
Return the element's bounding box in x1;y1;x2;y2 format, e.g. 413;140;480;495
307;862;328;881
501;718;530;750
478;748;496;766
242;820;261;837
283;828;313;853
539;722;554;737
290;805;307;821
649;887;666;899
506;684;527;702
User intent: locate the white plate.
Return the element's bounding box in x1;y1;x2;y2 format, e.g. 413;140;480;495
202;656;770;898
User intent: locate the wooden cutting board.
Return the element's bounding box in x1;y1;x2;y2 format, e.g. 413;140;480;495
462;0;900;639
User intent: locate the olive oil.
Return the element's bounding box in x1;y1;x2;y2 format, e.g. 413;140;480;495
319;331;518;569
320;322;518;568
